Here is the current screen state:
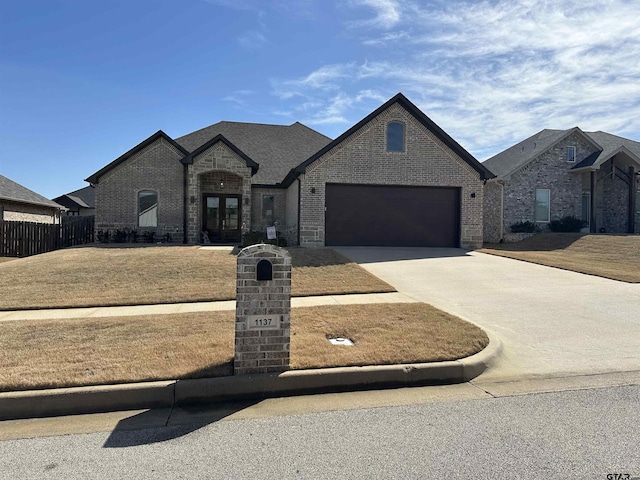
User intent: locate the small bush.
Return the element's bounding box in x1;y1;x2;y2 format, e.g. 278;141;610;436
510;221;537;233
549;216;585;232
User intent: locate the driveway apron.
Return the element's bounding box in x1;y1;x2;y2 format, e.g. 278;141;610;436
335;247;640;382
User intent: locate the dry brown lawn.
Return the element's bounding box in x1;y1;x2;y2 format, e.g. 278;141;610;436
0;245;393;310
480;233;640;283
0;303;488;392
0;257;16;264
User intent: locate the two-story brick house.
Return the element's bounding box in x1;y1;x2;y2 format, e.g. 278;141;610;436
86;93;494;249
483;128;640;242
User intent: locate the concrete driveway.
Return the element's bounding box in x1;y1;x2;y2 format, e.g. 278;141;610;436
335;247;640;383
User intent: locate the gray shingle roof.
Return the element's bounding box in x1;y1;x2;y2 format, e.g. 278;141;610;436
482;129;572;177
53;186;95;209
578;131;640;168
482;128;640;177
0;174;65;209
175;121;332;185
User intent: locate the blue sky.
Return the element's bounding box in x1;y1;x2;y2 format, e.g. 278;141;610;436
1;0;639;199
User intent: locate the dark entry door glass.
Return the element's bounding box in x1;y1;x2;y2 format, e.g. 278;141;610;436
202;194;241;243
205;197;221;241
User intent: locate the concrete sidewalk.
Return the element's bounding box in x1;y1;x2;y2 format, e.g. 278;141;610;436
0;292;416;321
0;331;502;421
0;289;503;421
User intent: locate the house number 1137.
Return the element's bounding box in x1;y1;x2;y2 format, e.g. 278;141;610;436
246;315;279;330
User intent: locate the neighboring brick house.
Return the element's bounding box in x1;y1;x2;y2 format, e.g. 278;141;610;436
483;128;640;242
53;186;95;216
86;93;493;248
0;174;65;224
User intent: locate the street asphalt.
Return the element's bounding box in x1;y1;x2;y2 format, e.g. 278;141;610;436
1;384;638;479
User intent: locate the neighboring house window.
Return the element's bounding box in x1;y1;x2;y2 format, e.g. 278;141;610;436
262;195;275;225
535;189;550;222
387;122;405;152
138;190;158;227
566;146;576;162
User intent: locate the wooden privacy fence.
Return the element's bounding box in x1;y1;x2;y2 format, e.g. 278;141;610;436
1;216;94;257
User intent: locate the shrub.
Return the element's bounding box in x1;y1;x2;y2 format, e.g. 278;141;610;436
510;221;537;233
549;216;585;232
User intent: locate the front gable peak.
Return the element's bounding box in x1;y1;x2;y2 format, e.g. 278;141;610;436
289;93;494;182
179;134;259;174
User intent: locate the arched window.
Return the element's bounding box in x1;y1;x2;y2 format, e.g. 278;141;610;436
138;190;158;227
387;122;405;152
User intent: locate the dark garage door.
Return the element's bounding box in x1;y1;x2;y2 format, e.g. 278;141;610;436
325;183;460;247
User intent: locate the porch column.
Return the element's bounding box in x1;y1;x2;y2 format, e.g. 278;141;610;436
590;171;596;233
629;166;636;234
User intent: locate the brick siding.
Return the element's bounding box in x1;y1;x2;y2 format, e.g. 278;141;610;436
94;138;184;239
0;200;60;224
298;103;485;249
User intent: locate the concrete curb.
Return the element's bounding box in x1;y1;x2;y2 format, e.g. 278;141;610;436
0;332;502;421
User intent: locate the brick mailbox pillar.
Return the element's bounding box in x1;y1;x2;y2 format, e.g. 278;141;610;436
234;244;291;375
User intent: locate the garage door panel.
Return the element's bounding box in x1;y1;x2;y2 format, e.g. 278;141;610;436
325;184;459;247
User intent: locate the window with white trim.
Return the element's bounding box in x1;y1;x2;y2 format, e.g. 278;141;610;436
566;146;576;162
387;122;405;152
535;189;550;222
138;190;158;227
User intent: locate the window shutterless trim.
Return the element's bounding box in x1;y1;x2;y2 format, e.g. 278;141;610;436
535;188;550;222
566;146;576;162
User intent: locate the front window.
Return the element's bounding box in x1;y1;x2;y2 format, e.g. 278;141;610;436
535;189;550;222
138;190;158;227
387;122;405;152
262;195;275;225
566;146;576;162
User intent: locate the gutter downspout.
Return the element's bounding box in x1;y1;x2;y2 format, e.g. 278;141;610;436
499;180;504;241
297;177;301;246
183;163;188;244
590;170;596;233
628;166;636;234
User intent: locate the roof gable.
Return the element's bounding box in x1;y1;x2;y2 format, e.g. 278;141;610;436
287;93;494;185
575;131;640;170
85;130;189;184
0;174;65;210
175;121;331;185
180;134;259;173
483;127;602;178
53;186;95;209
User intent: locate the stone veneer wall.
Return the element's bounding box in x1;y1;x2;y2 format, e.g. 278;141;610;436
502;132;592;233
234;244;291;375
298;103;485;249
94;138;184;238
186;142;252;244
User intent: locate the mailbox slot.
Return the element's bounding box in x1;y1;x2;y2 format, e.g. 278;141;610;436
256;259;273;281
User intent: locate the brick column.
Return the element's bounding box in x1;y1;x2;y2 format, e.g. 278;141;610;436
234;244;291;375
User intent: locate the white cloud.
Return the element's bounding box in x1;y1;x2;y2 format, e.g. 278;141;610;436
273;0;640;158
347;0;402;29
